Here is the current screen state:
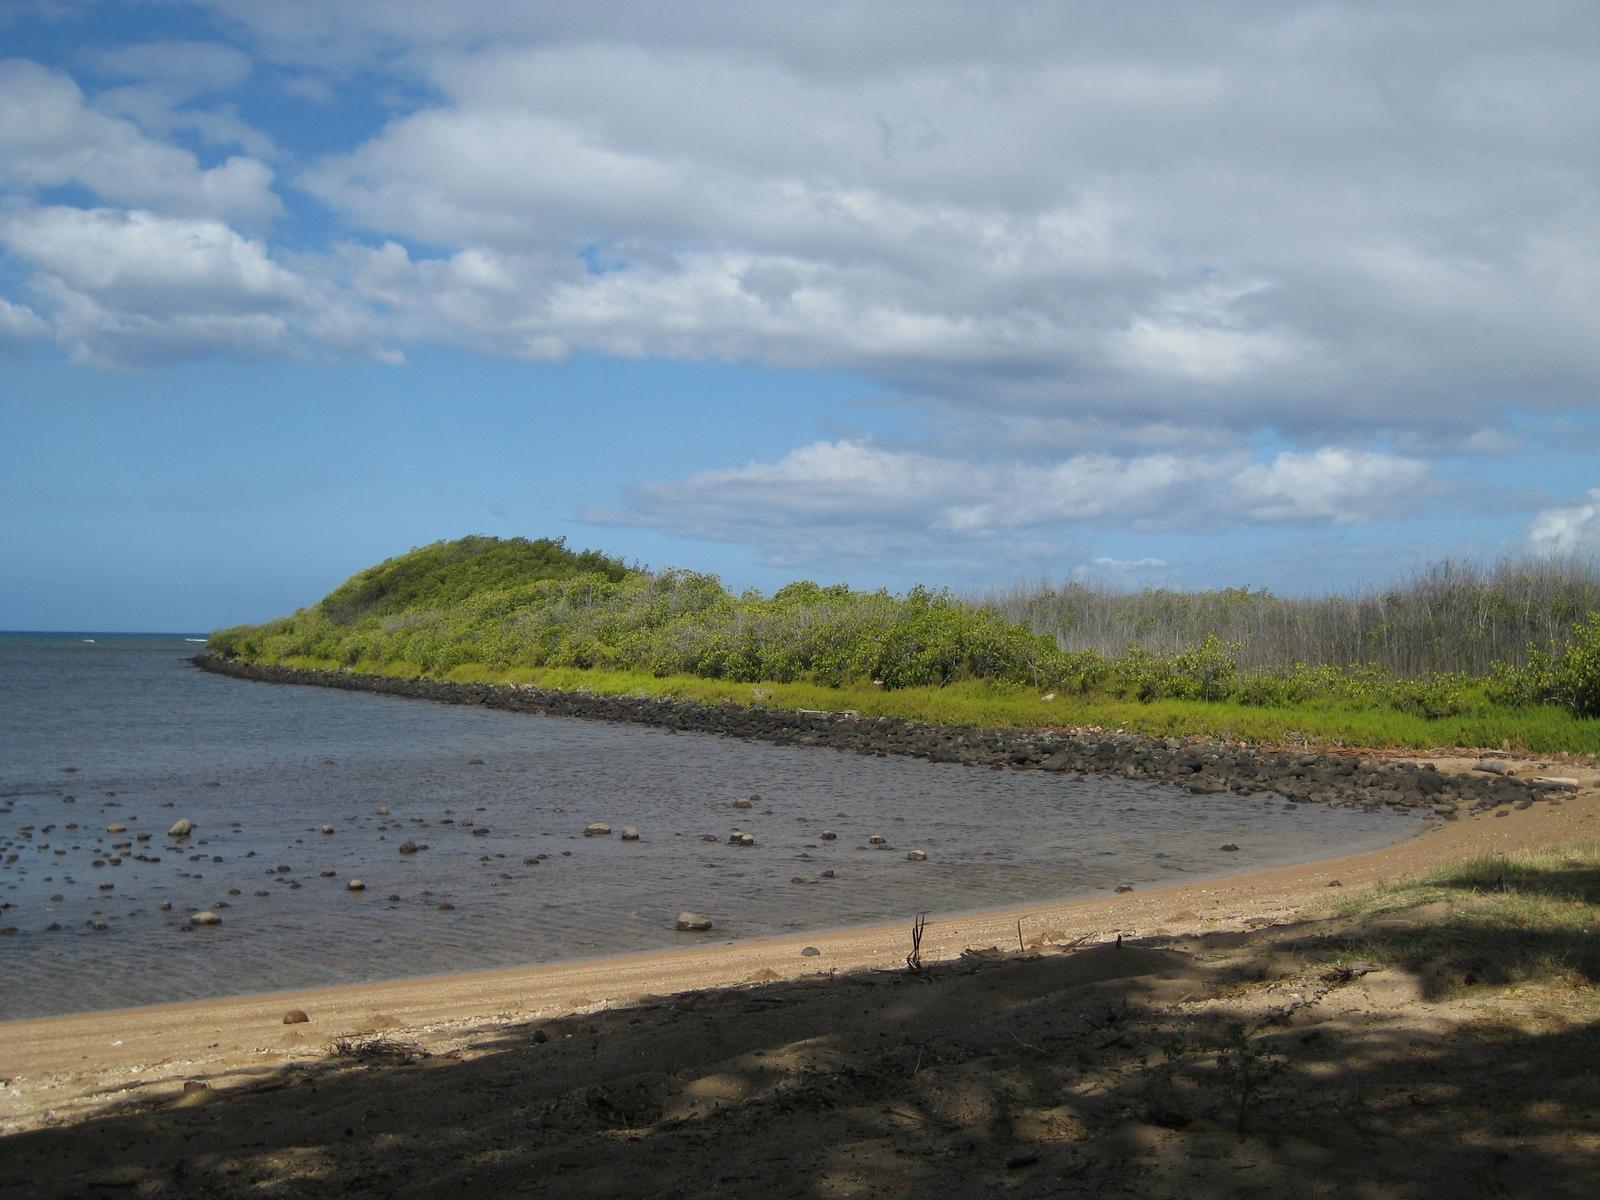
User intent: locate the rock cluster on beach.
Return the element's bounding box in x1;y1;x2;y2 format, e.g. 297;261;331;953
193;655;1562;818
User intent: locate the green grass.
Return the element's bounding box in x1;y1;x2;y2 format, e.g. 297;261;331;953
1325;842;1600;1004
248;654;1600;755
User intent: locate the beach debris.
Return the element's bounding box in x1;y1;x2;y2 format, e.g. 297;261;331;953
906;912;927;972
283;1009;309;1024
168;818;193;837
906;850;928;862
583;822;612;837
800;946;821;957
173;1081;216;1107
676;912;713;931
189;911;222;926
620;826;640;841
1530;776;1580;791
347;879;366;891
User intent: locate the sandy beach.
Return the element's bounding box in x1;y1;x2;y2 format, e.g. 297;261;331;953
3;753;1595;1139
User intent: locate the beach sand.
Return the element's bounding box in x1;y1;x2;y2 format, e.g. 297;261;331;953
2;755;1597;1196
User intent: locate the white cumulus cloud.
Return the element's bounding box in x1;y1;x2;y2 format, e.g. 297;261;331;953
588;439;1438;567
1528;490;1600;556
0;59;279;223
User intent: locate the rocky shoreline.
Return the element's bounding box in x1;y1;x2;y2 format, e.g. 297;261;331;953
192;655;1559;818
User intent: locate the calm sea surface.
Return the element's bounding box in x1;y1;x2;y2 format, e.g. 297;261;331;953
0;634;1424;1019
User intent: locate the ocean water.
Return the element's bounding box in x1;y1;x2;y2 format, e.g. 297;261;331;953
0;634;1424;1019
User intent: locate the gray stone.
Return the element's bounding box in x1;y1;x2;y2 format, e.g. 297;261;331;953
583;822;612;837
189;910;221;925
676;911;713;931
168;818;193;837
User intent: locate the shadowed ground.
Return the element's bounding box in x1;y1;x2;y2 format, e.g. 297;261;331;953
3;874;1597;1199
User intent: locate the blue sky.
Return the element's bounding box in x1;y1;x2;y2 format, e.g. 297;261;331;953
4;2;1599;631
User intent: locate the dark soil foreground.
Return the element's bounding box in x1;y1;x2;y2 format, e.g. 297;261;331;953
3;900;1596;1200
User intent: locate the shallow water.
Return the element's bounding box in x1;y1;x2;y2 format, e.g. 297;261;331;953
0;634;1424;1019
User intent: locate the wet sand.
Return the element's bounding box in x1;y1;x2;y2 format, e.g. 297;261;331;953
3;751;1595;1136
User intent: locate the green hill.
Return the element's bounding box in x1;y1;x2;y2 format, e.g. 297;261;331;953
207;535;1060;689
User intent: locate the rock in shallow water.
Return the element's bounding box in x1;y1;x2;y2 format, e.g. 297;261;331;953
189;911;221;926
583;822;611;837
676;911;713;931
168;819;193;837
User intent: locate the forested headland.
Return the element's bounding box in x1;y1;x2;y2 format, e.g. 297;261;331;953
208;536;1600;753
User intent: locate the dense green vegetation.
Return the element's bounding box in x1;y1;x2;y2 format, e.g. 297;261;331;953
210;536;1600;752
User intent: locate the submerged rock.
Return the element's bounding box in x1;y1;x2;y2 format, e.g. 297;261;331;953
168;819;193;837
189;911;221;926
675;911;713;932
583;822;612;837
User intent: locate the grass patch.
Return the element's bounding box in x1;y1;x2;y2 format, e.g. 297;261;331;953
321;661;1600;755
1324;842;1600;1005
